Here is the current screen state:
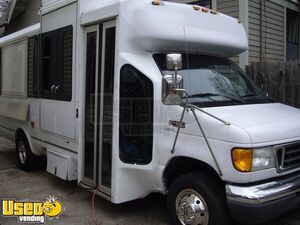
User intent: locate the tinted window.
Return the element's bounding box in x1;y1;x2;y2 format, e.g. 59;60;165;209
41;26;73;101
84;31;97;181
119;65;154;165
154;54;272;107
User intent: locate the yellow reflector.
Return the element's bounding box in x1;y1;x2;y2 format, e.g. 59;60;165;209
152;0;161;6
193;5;200;11
232;148;253;172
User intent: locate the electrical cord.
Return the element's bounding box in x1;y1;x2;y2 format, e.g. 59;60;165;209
91;187;101;225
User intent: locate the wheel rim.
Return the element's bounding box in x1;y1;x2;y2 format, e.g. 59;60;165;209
175;189;209;225
18;141;27;165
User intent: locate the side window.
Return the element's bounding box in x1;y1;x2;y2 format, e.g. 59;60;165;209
28;36;39;97
41;34;55;97
41;26;73;101
119;65;154;165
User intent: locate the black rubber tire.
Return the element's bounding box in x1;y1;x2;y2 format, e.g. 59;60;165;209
16;133;41;171
167;172;232;225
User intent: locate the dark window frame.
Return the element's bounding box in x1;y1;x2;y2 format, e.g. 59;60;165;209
119;64;154;165
286;9;299;61
40;25;73;101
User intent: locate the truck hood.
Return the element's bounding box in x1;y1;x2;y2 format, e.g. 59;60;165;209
205;103;300;144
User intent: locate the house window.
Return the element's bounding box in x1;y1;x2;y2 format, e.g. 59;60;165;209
41;25;73;101
188;0;211;8
286;9;299;61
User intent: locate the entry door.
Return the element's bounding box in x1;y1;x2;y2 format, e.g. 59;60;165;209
83;21;116;195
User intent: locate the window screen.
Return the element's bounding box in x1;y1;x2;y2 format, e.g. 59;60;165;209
28;36;39;97
119;65;154;165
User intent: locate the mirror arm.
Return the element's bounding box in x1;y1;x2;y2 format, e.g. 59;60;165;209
175;88;189;105
174;64;178;89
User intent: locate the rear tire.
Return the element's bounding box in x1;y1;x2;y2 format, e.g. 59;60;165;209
167;172;232;225
16;133;41;171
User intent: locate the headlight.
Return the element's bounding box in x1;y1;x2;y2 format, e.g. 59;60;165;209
232;147;275;172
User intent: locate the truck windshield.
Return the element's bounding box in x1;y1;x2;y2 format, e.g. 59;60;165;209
154;54;273;107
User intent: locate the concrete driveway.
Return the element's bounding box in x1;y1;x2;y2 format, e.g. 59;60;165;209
0;136;300;225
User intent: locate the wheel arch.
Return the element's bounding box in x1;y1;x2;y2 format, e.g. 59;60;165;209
163;156;224;191
15;128;39;155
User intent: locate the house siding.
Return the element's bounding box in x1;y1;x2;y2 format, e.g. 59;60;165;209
5;0;41;35
217;0;239;18
248;0;285;62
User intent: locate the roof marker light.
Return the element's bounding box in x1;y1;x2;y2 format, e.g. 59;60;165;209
202;8;209;13
211;10;218;15
152;0;161;6
193;5;201;11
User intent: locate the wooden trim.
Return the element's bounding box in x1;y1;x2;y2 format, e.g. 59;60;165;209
212;0;217;10
239;0;249;69
284;7;287;62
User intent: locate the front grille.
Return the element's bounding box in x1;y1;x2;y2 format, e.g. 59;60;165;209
276;142;300;172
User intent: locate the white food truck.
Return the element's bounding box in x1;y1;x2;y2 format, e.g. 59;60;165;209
1;0;300;224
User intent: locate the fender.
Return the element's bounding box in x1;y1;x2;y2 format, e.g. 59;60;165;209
15;128;44;156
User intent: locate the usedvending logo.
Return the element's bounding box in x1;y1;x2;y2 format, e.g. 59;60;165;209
1;196;63;224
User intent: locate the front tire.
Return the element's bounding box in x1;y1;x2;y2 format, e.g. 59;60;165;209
16;133;41;171
167;172;231;225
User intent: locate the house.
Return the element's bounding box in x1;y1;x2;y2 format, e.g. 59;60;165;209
0;0;299;69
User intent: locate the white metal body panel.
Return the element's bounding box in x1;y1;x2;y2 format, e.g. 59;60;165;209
41;0;77;14
40;3;77;139
1;40;27;97
0;101;29;121
80;0;248;58
47;148;78;180
119;1;248;57
0;24;40;47
0;22;78;156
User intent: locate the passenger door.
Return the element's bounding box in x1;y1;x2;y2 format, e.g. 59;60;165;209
83;21;116;196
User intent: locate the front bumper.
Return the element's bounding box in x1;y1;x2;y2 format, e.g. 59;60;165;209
226;173;300;224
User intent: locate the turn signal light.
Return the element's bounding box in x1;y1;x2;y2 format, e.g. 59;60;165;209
232;148;253;172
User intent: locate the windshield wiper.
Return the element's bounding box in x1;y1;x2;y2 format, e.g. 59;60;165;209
240;93;258;98
188;93;245;103
240;93;274;102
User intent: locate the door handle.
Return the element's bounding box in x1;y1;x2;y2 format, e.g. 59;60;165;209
55;85;60;94
51;85;55;94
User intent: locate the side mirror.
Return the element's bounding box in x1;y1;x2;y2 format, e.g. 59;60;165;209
162;75;184;105
166;54;183;70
